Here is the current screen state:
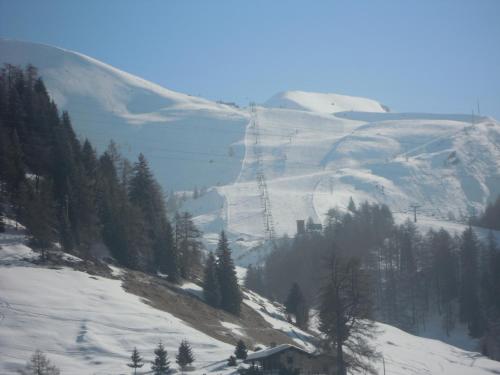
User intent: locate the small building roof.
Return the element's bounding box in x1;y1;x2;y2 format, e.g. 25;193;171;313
245;344;310;362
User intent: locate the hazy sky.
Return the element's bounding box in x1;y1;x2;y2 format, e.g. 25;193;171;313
1;0;499;118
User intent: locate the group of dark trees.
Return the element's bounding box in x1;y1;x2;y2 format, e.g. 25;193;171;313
203;231;242;315
0;64;203;281
245;200;500;373
475;195;500;230
128;340;194;375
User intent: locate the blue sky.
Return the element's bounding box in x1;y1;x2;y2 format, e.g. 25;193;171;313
1;0;499;118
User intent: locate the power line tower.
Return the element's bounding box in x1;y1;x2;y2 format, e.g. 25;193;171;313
250;102;276;244
409;204;421;223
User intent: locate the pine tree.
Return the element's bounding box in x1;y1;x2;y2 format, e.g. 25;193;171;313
129;153;169;270
23;179;56;261
161;221;180;283
459;226;484;337
176;339;194;372
127;347;144;375
175;212;202;279
234;340;248;360
203;252;221;307
244;264;265;295
151;341;170;375
347;197;356;212
216;231;242;315
285;283;302;319
285;283;309;329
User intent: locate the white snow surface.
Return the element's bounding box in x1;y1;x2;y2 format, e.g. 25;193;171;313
2;39;500;249
1;238;499;374
0;241;234;374
0;38;248;191
265;90;388;114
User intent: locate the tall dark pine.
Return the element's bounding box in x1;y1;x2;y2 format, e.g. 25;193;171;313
175;212;202;279
459;226;483;337
203;252;221;308
430;228;458;335
127;347;144;375
23;179;56;261
161;221;180;283
216;231;242;315
129;153;171;271
176;339;194;372
486;232;500;315
244;264;265;295
480;231;500;335
151;341;170;375
285;282;309;329
76;139;99;257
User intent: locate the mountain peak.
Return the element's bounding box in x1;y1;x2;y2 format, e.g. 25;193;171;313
264;90;388;114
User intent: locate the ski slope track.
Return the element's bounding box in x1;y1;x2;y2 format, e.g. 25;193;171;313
2;39;500;251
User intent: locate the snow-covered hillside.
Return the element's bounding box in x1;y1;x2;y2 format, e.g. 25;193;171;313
2;39;500;250
265;90;388;114
0;226;314;374
0;38;248;191
1;231;500;374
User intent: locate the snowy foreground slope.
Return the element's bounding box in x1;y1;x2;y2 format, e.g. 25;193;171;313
2;233;500;374
2;39;500;247
0;229;313;374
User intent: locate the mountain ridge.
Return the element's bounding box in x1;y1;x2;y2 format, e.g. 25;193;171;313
1;39;500;249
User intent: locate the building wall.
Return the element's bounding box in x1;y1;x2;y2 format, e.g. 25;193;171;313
258;349;335;375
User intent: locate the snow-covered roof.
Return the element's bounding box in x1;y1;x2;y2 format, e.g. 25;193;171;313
245;344;310;361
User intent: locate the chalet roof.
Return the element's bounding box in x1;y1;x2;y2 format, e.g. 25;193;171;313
245;344;310;361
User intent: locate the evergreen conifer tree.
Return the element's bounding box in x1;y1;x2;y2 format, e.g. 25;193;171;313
216;231;242;315
24;179;56;261
127;347;144;375
234;340;248;360
151;341;170;375
459;226;484;337
176;340;194;372
284;283;309;329
203;252;221;307
175;212;202;279
244;264;265;295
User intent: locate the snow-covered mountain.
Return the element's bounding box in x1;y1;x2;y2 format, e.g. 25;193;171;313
265;90;388;114
2;38;500;250
0;38;248;191
2;39;500;374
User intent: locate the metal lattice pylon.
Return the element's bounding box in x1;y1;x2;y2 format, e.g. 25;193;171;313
250;103;276;243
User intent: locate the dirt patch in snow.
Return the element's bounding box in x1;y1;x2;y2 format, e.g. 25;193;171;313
122;270;296;348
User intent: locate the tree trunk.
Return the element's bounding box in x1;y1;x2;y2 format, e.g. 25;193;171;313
336;337;345;375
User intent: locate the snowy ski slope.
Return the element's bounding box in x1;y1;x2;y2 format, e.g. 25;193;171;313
2;39;500;247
